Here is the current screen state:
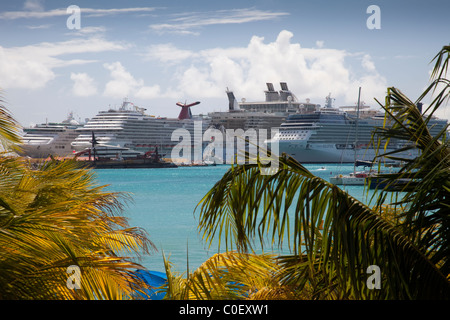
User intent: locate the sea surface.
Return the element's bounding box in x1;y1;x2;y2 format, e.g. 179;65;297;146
94;163;384;273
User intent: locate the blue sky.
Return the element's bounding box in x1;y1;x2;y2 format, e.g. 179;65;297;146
0;0;449;126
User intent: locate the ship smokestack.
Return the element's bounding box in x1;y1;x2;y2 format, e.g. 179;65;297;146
265;83;280;102
226;88;239;111
417;102;423;114
176;101;200;120
279;82;290;101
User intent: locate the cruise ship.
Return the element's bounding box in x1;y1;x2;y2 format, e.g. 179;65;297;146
71;99;210;162
208;82;320;131
268;94;448;163
205;83;321;163
19;112;83;158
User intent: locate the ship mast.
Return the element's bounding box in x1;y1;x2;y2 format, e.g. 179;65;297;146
354;87;361;172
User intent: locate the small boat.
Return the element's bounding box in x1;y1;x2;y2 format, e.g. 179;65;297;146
330;170;374;185
354;160;373;167
330;88;372;186
366;176;411;190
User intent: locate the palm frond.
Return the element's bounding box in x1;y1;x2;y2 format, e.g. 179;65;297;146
369;45;450;279
161;251;300;300
0;93;22;151
196;153;450;299
0;157;155;299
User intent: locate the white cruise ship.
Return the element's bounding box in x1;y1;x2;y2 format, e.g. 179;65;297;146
206;82;322;163
71;99;210;162
19;112;83;158
268;95;448;163
209;82;320;131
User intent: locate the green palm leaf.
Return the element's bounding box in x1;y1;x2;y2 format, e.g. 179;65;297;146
0;93;22;152
193;44;450;300
368;47;450;280
197;154;450;299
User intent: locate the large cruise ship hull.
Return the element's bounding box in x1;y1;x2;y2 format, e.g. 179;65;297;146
71;100;211;163
278;141;417;163
19;126;81;158
20;143;64;159
269;102;447;164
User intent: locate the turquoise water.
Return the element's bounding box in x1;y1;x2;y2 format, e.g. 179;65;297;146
94;163;378;273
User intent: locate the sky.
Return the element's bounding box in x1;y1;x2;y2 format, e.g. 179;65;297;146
0;0;449;127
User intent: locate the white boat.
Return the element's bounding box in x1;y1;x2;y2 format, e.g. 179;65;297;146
19;112;83;158
268;92;448;164
71;98;210;162
207;82;321;163
329;170;375;185
329;87;372;185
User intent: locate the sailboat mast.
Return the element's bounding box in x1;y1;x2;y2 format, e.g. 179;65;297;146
354;87;361;171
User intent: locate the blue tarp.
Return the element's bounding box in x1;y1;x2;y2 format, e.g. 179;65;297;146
133;269;167;300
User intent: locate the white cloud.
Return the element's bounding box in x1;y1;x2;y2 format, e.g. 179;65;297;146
81;7;157;18
25;24;52;29
135;85;162;99
103;62;146;98
316;40;324;48
103;61;165;100
150;8;289;35
69;26;107;36
0;7;156;20
0;38;126;90
70;72;97;97
361;54;376;72
147;30;387;106
0;46;55;89
103;62;142;98
23;0;44;12
143;43;196;63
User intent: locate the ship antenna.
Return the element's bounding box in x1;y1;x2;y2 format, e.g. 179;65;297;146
121;97;129;110
325;93;334;108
